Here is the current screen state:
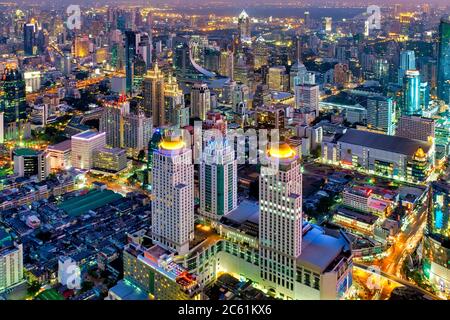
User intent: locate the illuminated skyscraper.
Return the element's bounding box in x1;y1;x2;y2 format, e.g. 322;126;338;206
23;23;36;55
366;96;394;135
437;16;450;104
199;139;237;221
238;10;251;44
259;142;302;298
1;68;27;125
164;75;185;126
125;30;138;95
403;70;421;116
423;181;450;295
398;50;416;85
191;83;211;121
323;17;332;33
267;66;288;91
142;63;165;127
100;96;130;148
151;133;194;255
253;36;269;70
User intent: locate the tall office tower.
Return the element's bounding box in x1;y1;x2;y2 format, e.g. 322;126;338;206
238;10;251;43
373;58;390;85
294;83;320;116
13;148;50;181
366;96;394;135
73;35;91;58
151;133;194;255
123;110;153;155
259;142;302;298
437;16;450;104
111;42;125;71
290;60;308;92
133;56;147;93
199;139;237;221
403;70;421;116
125;30;138;95
233;53;253;87
0;228;23;293
395;115;435;142
423;181;450;294
137;33;152;69
63;54;71;75
99;97;130;148
164;75;185;125
398;50;416;85
71;130;106;170
268;66;288;91
1;69;26;125
323;17;332;33
142;63;165;126
203;48;221;73
253;36;269;70
304;11;311;28
191;83;211;121
219;50;234;78
23;23;35;55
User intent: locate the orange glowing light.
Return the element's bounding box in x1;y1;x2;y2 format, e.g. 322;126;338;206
268;143;296;159
159;136;185;151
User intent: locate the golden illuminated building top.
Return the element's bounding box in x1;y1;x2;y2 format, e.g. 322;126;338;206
268;142;296;159
159;135;185;151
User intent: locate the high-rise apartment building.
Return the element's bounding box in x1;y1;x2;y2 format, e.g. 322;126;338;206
199;139;237;221
366;96;394;135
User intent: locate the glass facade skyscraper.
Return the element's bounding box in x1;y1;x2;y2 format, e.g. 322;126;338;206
398;50;416;85
403;70;421;116
124;30;137;95
437;16;450;104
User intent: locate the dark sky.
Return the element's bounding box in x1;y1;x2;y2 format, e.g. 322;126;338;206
16;0;450;6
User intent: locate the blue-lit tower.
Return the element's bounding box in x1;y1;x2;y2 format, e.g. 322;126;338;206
437;16;450;104
403;70;421;116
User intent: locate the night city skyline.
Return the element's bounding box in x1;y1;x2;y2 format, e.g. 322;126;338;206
0;0;449;309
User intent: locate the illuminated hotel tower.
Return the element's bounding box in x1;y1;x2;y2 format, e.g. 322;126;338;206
259;142;302;297
199;138;237;221
151;133;194;255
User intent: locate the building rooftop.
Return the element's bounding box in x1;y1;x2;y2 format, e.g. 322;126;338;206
221;200;259;226
72;130;105;141
109;279;149;300
58;189;123;217
338;129;432;156
47;140;72;152
13;148;40;156
336;206;379;225
297;224;349;273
